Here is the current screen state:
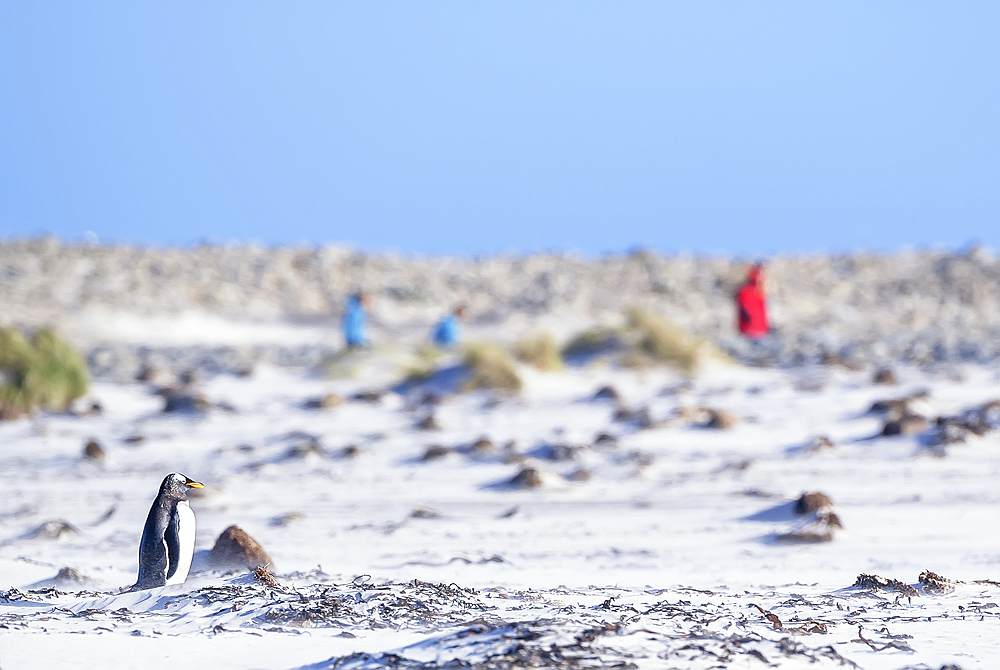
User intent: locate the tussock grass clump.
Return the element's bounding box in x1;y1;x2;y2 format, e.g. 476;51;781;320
625;307;726;373
513;334;563;371
561;326;623;359
462;344;522;393
0;327;89;420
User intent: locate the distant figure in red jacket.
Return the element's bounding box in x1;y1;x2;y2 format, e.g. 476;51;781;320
736;264;769;339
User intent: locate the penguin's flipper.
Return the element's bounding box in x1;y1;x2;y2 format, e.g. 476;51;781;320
164;510;181;581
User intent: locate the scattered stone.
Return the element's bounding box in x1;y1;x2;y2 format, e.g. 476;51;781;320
216;400;238;413
919;569;958;595
565;468;591;482
853;574;920;597
802;435;834;452
83;438;105;462
421;445;450;461
24;519;80;540
470;437;495;454
338;445;360;459
592;385;620;401
704;409;737;430
163;391;211;413
795;492;833;515
270;512;306;527
53;566;90;585
497;506;519;518
178;369;199;385
351;390;383;403
870;390;929;415
613;406;657;428
509;467;543;489
284;438;325;459
416;391;441;406
593;432;618;448
410;506;441;519
123;433;145;445
530;442;578;461
776;510;843;543
416;414;441;431
882;415;928;436
873;367;898;385
303;393;343;410
209;525;274;571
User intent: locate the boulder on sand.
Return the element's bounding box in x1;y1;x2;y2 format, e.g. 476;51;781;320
209;525;274;571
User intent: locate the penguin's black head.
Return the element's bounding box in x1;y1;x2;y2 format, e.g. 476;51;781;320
160;472;205;500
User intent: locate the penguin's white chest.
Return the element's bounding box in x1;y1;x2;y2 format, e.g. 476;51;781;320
166;500;196;585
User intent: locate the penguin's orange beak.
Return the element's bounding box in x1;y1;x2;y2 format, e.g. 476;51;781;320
186;480;204;489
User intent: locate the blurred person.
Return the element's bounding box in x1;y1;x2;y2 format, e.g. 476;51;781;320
736;264;769;339
343;292;371;349
431;305;466;348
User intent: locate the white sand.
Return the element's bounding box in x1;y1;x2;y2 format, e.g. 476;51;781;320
2;353;999;669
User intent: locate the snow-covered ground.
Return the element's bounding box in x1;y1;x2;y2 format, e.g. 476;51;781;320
2;352;1000;669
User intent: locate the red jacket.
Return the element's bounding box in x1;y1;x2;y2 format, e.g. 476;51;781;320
736;270;769;339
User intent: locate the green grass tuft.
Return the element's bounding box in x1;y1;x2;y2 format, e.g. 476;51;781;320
462;344;522;393
513;334;563;372
624;307;727;373
0;327;89;419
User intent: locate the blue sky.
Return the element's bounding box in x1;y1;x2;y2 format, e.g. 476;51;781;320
1;3;998;256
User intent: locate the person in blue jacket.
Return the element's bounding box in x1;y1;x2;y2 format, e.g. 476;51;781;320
431;305;466;348
343;292;371;349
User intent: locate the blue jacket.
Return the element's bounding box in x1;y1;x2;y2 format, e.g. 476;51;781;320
343;296;368;348
432;315;460;348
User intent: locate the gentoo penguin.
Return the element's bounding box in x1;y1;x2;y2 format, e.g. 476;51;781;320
132;473;204;591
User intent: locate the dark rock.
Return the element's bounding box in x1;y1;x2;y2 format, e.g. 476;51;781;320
795;492;833;515
509;467;543;489
593;432;618;447
54;567;90;585
704;409;737;430
163;391;211;413
613;406;656;428
25;519;80;540
421;445;450;461
416;414;441;431
178;370;199;385
882;415;928;436
83;438;105;462
410;507;441;519
565;468;591;482
873;367;898;385
270;512;305;527
470;437;495;454
135;363;161;383
417;391;441;406
530;442;578;461
350;390;383;403
209;525;274;571
592;385;620;401
303;393;343;410
338;445;360;458
284;438;325;459
123;433;145;444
